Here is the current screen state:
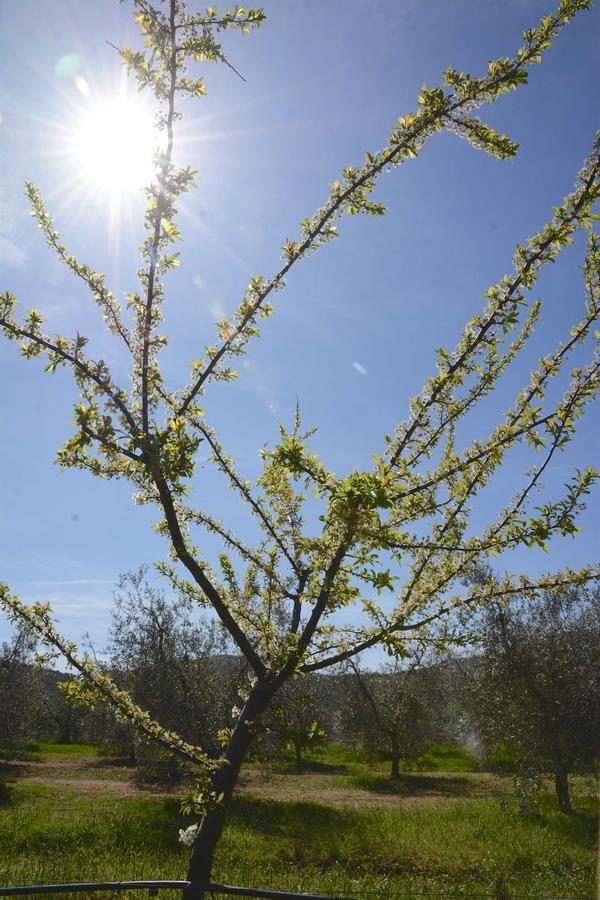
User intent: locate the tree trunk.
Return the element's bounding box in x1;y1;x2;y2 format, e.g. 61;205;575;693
294;740;303;769
390;734;401;780
183;678;278;899
554;765;571;813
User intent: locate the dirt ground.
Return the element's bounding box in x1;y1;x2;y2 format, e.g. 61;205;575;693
5;754;589;809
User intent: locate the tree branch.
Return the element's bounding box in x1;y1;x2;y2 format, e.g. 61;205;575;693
153;473;268;677
177;8;575;412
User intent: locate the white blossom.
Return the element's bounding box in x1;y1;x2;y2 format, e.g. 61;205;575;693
178;823;200;847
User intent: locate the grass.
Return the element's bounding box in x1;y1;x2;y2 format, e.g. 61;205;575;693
221;794;597;897
0;741;100;762
288;741;482;776
346;772;477;796
252;741;375;775
24;741;101;759
409;742;481;773
0;745;597;899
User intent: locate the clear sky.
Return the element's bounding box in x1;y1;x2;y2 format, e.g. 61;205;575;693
0;0;598;653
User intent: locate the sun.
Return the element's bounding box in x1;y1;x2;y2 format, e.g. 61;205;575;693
70;93;159;197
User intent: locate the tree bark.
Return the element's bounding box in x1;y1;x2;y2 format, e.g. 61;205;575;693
554;764;571;813
183;678;278;899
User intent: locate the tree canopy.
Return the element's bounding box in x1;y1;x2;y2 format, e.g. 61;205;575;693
465;583;600;812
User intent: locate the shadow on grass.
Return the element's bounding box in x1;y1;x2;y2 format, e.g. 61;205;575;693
229;795;347;837
92;755;134;769
349;772;476;796
0;749;42;763
0;781;12;806
272;760;350;775
0;760;26;780
542;802;598;847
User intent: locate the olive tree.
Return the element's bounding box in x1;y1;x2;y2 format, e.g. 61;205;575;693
104;569;241;772
0;625;43;753
1;1;599;893
269;676;327;768
345;659;437;779
466;584;600;812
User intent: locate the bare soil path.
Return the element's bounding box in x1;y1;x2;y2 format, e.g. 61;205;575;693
4;753;595;809
1;755;507;807
1;757;170;798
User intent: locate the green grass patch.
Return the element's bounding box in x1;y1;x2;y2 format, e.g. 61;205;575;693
487;744;525;773
304;742;380;767
0;777;596;899
219;793;597;897
304;741;481;775
23;741;100;760
267;741;384;774
410;741;481;772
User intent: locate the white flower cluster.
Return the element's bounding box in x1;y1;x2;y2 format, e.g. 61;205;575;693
178;823;200;846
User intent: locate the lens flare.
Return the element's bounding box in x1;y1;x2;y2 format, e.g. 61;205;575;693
55;53;83;79
70;94;158;197
74;75;91;97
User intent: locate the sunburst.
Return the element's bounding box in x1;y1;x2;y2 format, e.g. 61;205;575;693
68;91;159;199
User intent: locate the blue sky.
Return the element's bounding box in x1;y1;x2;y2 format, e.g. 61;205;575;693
0;0;598;653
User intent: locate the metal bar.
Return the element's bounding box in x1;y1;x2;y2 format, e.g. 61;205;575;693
0;883;190;897
0;884;350;900
0;882;580;900
202;886;348;900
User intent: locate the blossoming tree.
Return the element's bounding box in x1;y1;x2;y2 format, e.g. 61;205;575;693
1;0;599;894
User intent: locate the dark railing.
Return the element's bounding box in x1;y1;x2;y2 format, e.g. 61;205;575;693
0;883;348;900
0;885;187;898
199;886;348;900
0;881;578;899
